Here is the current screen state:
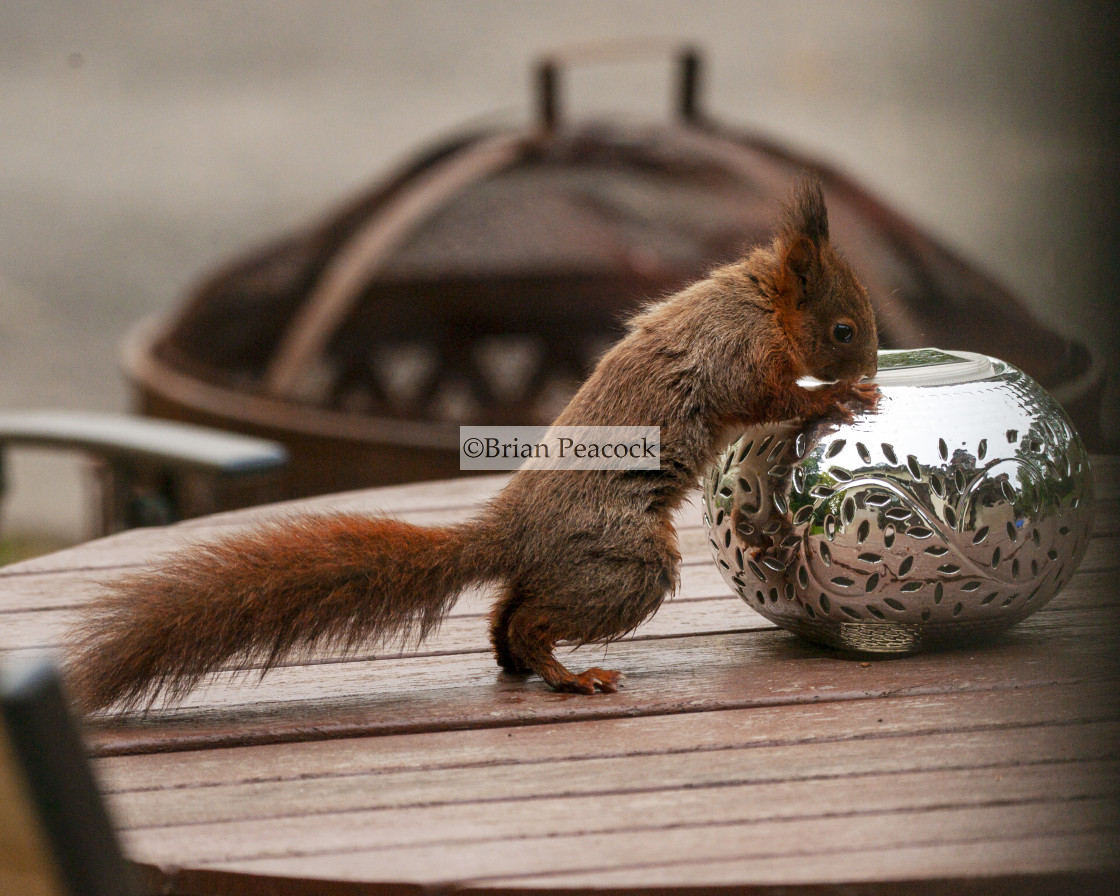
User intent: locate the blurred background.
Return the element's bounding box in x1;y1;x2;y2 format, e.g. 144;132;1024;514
1;0;1117;551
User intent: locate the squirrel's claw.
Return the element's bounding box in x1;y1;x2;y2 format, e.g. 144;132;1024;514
850;380;881;409
829;379;880;422
555;667;622;694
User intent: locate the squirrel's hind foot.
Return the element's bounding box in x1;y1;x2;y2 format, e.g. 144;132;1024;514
491;587;644;695
544;663;622;694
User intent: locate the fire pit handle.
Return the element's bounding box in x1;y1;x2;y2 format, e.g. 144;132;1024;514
536;41;703;131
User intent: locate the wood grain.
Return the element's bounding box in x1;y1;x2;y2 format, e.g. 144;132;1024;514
0;458;1116;892
94;681;1119;793
118;759;1120;865
108;719;1120;830
188;798;1118;883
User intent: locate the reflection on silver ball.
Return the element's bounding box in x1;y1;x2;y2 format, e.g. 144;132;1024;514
703;349;1094;653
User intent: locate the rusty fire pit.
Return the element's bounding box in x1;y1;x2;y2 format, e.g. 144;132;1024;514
124;46;1103;502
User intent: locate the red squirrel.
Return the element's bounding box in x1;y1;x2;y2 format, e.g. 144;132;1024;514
67;177;879;712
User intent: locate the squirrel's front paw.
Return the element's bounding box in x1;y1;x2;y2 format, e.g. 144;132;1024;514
847;380;880;411
828;380;880;421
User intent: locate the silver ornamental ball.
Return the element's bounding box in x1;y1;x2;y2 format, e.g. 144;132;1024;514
703;349;1094;653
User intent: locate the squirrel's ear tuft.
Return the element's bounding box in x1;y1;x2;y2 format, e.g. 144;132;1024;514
776;233;818;306
780;175;829;246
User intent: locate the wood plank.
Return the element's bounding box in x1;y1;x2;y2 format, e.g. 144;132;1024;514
137;835;1119;896
0;458;1114;894
0;569;103;613
2;562;1115;676
3;552;1115;628
0;586;775;653
107;598;1120;719
93;681;1120;794
117;759;1120;867
0;473;524;579
0;606;771;680
484;831;1120;890
4;556;1115;658
104;718;1120;831
39;564;1102;676
0;503;484;578
0;496;686;578
77;602;1120;757
190;798;1119;884
107;719;1120;830
3;459;1112;892
4;519;1115;647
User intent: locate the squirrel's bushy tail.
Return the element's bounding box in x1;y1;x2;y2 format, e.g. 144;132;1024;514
66;515;503;713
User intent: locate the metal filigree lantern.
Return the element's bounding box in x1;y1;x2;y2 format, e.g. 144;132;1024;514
703;349;1094;653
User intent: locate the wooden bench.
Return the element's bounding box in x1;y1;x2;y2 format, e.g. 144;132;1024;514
0;410;288;535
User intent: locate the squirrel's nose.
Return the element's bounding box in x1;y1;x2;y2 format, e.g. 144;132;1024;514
861;352;878;380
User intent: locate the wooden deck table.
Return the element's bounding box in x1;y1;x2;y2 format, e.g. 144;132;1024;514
1;459;1118;894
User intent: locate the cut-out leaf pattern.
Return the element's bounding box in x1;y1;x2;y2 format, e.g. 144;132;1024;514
703;417;1093;642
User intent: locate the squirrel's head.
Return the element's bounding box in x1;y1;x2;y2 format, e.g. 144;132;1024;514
772;177;878;382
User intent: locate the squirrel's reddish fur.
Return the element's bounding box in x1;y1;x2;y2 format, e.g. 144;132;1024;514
67;176;879;712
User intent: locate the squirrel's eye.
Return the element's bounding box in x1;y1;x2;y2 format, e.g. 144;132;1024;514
833;323;854;344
